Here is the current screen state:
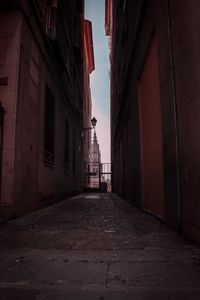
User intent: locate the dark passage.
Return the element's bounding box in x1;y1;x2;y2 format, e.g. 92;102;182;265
0;193;200;299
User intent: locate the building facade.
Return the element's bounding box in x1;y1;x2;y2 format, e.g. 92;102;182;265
107;0;200;246
83;19;95;171
0;0;85;220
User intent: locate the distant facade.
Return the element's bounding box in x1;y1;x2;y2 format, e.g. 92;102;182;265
0;0;85;220
106;0;200;246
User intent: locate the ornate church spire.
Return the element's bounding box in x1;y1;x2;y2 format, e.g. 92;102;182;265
90;129;101;163
93;129;98;144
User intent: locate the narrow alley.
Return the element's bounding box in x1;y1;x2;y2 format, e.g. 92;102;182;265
0;193;200;299
1;2;200;299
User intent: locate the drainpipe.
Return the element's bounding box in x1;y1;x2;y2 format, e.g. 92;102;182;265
166;0;181;230
0;103;5;202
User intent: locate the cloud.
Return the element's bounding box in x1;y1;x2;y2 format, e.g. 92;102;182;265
90;63;110;117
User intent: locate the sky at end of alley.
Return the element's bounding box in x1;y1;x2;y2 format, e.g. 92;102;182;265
85;0;111;163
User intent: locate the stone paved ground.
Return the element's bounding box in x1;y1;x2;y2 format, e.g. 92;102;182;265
0;193;200;299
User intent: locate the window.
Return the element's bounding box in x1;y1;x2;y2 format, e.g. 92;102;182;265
44;85;55;167
72;130;76;173
64;118;70;173
123;0;127;12
0;102;5;201
46;0;57;40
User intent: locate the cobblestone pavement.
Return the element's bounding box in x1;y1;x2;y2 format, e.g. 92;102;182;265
0;193;200;299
